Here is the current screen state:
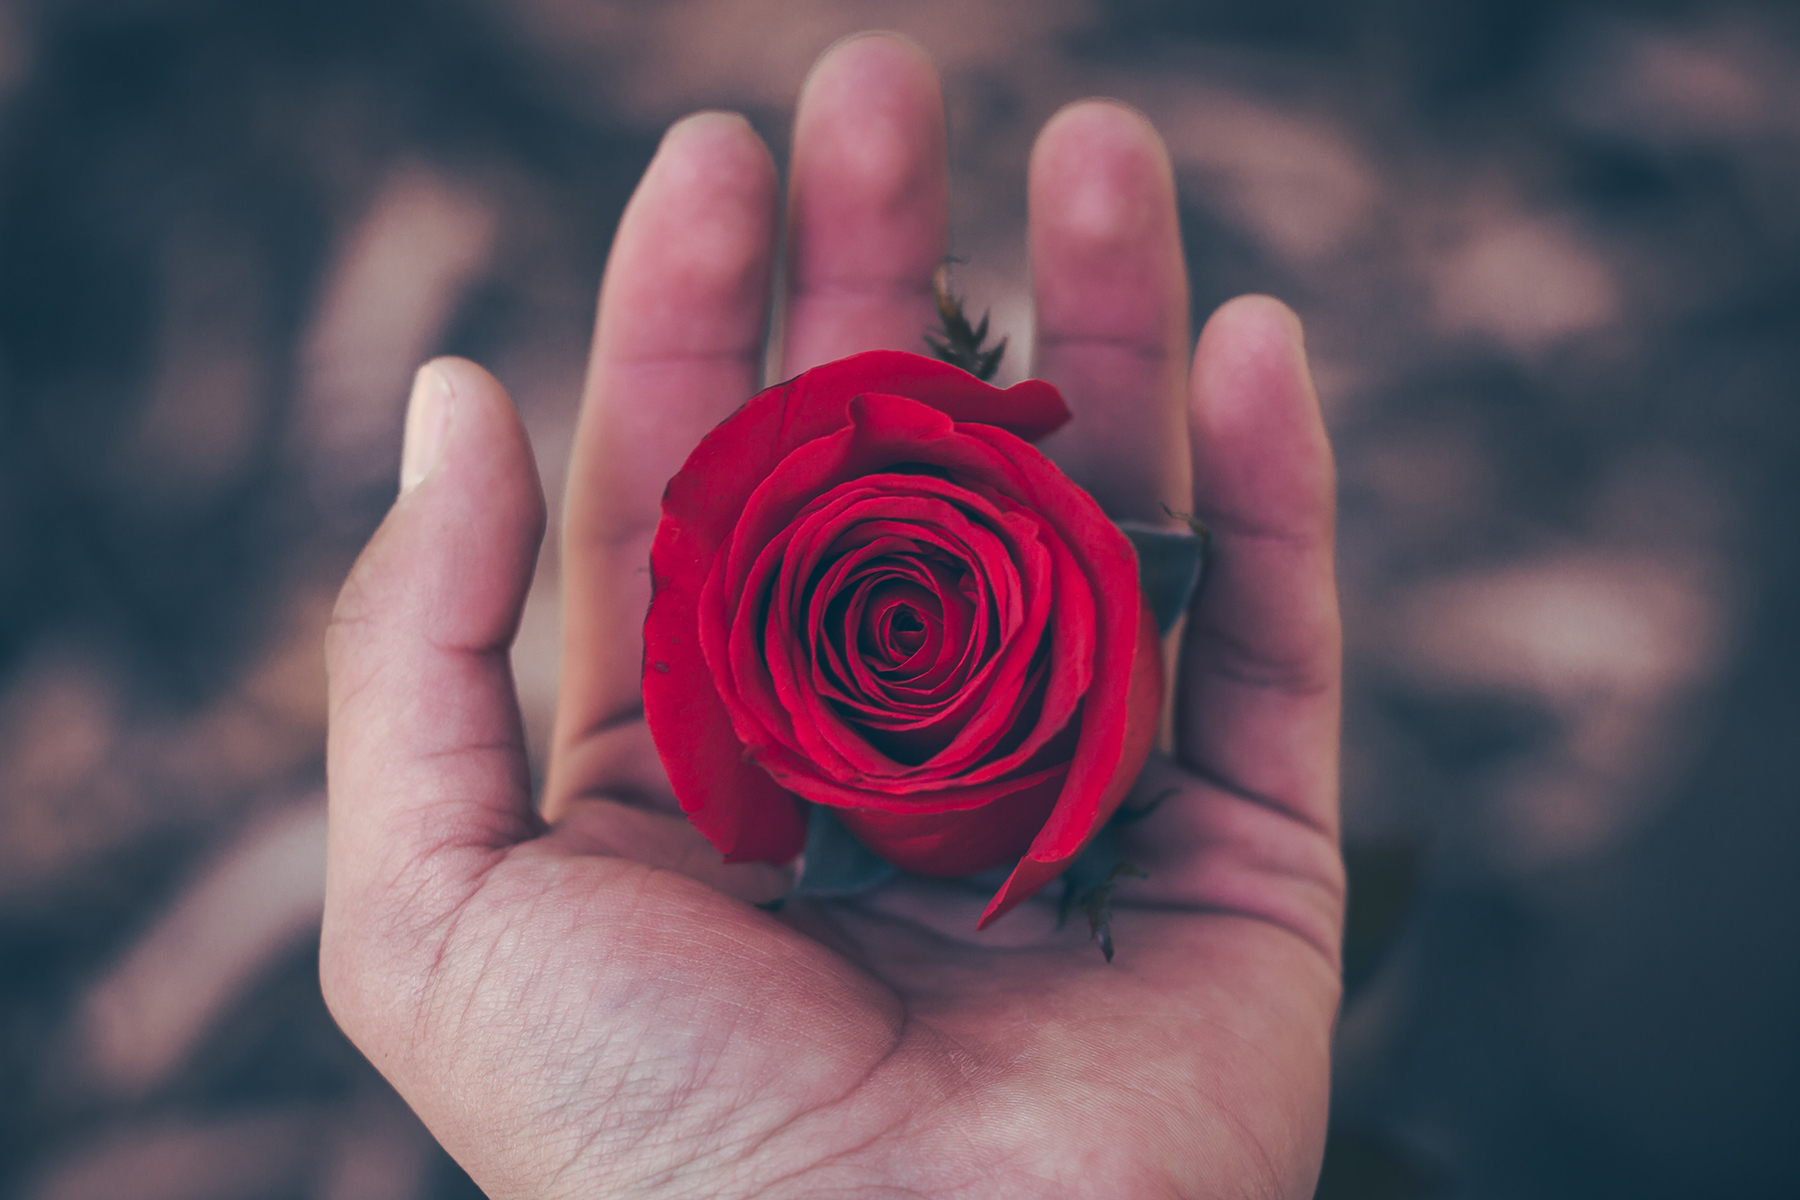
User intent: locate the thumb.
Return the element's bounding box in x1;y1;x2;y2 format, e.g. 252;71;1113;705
322;357;546;980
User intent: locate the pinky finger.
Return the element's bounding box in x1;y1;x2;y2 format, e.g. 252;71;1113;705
1176;296;1341;840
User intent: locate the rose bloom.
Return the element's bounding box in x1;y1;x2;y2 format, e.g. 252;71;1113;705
643;350;1161;926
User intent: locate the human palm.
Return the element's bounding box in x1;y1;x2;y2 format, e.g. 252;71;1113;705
322;35;1343;1200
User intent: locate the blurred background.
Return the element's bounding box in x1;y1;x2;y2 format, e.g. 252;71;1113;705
2;0;1796;1196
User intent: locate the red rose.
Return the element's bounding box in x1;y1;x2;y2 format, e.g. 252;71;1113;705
643;350;1162;928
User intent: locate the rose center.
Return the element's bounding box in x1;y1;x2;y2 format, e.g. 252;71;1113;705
857;582;946;672
886;607;926;654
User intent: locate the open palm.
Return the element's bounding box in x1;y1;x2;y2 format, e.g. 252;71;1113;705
322;35;1343;1200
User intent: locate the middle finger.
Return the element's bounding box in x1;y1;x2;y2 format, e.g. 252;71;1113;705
779;34;949;377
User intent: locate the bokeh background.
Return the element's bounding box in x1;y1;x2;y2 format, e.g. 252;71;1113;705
2;0;1796;1196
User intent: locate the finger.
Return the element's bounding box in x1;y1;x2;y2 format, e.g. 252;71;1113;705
1030;101;1191;523
1177;296;1341;837
324;357;546;944
779;33;947;376
548;112;778;819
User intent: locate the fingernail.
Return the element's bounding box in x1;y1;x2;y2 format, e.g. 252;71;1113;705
400;361;452;494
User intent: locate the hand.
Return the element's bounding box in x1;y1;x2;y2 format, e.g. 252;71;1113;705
322;33;1343;1200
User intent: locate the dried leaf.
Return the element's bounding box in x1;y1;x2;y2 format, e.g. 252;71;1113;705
924;263;1007;382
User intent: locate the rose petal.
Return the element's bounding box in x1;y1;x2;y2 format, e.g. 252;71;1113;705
977;596;1163;928
794;499;1009;708
723;396;1104;794
665;354;1070;579
643;523;807;863
832;768;1066;877
737;469;1047;782
757;739;1070;814
788;351;1071;443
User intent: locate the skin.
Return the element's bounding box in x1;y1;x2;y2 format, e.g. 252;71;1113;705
322;33;1344;1200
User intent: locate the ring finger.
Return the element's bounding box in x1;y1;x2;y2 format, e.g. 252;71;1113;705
1029;100;1192;523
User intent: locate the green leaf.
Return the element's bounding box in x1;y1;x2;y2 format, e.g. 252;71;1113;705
1117;519;1208;634
790;805;898;898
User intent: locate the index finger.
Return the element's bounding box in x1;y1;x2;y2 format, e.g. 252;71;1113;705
547;113;778;818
